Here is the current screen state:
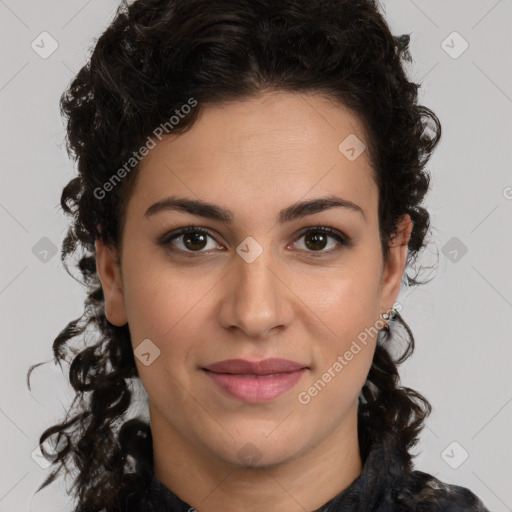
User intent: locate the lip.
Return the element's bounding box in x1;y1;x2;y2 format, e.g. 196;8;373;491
202;358;308;403
203;358;307;375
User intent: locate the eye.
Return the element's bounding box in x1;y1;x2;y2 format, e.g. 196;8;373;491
292;227;349;254
160;227;221;254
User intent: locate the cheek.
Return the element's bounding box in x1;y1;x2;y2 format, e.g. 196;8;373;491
121;248;215;342
123;267;203;403
301;258;382;333
299;258;382;390
121;256;220;396
298;302;378;414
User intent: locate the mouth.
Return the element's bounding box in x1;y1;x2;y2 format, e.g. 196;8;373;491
202;358;309;403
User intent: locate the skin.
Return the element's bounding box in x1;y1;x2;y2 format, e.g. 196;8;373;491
96;91;412;512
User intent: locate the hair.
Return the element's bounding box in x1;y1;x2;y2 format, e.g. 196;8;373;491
27;0;441;510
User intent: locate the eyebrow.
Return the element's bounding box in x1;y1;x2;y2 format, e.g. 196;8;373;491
144;195;366;223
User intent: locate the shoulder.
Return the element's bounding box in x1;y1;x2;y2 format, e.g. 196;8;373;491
392;470;491;511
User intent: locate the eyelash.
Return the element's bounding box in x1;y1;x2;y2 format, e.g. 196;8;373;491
158;226;351;257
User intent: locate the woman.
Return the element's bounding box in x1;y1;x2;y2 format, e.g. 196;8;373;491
28;0;491;510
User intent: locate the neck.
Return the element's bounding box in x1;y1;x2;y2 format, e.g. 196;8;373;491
151;401;363;512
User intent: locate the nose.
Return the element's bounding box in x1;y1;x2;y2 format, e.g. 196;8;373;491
217;245;294;339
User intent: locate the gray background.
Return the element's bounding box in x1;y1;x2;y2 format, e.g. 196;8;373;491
1;0;511;510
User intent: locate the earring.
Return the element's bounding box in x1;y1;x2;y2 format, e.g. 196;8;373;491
382;307;398;320
380;307;397;331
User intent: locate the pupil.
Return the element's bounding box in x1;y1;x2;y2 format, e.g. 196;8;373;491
305;233;326;251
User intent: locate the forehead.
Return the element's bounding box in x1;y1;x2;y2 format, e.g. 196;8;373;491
130;91;378;223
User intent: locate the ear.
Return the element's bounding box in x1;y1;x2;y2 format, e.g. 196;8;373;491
95;238;128;326
379;214;413;311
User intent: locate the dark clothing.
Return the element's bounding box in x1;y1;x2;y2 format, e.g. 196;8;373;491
114;436;491;512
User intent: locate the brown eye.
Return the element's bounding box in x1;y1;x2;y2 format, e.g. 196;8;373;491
294;227;348;254
160;227;220;253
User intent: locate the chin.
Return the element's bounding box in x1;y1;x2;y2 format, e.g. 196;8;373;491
206;430;305;469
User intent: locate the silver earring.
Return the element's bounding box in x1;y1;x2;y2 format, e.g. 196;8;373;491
380;307;397;331
381;307;397;321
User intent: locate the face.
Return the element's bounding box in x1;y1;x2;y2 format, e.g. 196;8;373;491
96;91;411;469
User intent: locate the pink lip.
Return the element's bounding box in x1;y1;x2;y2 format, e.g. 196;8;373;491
202;358;308;403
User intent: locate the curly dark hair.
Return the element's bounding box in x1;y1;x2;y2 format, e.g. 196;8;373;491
27;0;441;510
